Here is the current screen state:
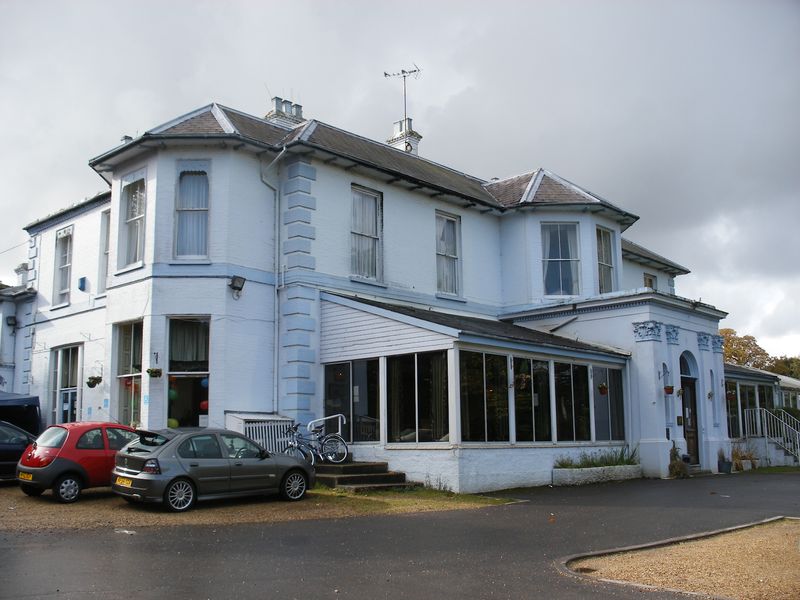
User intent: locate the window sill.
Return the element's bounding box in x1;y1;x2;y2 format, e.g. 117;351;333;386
49;302;71;311
115;262;144;276
95;293;107;300
435;292;466;303
349;276;387;289
169;259;211;265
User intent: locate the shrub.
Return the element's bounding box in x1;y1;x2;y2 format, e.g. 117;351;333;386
554;446;638;469
669;441;690;479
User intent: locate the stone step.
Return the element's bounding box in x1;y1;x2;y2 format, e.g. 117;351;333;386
334;482;421;493
314;461;389;475
317;471;407;487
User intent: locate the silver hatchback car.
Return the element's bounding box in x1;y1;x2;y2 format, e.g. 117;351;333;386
111;428;315;512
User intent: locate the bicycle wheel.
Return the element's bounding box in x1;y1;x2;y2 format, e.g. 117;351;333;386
284;445;315;466
321;434;348;463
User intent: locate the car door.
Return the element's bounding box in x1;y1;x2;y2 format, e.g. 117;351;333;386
73;428;109;486
0;423;33;479
220;433;277;493
176;434;230;495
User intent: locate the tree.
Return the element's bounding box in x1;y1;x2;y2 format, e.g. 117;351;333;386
769;356;800;380
719;328;772;369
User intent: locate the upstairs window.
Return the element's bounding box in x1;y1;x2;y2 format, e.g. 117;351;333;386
175;167;209;258
643;273;657;290
436;212;460;295
98;210;110;294
542;223;579;295
596;227;614;294
351;186;382;280
53;226;73;305
121;170;146;267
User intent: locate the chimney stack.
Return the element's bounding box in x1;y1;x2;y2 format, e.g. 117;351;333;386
265;96;305;128
386;117;422;155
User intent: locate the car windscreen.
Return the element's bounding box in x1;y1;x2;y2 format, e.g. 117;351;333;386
35;426;68;448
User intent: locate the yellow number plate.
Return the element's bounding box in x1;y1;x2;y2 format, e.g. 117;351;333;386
115;476;132;487
18;472;33;481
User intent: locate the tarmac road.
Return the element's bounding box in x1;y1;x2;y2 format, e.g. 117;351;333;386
1;472;798;600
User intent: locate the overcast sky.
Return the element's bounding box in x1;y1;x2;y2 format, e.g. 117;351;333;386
1;0;798;356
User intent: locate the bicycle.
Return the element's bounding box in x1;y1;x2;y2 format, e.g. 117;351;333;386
283;423;348;466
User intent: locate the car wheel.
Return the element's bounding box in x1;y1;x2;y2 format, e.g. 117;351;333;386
164;478;196;512
280;470;308;501
20;484;44;497
53;474;82;503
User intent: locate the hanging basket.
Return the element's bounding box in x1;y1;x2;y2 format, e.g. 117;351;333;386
664;385;674;395
597;383;608;396
146;368;163;378
86;376;102;388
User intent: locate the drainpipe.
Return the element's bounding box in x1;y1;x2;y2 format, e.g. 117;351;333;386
260;148;287;415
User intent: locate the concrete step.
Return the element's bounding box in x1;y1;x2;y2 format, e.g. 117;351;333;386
317;471;407;487
314;461;389;476
334;482;421;493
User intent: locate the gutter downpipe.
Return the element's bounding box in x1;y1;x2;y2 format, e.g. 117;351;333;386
260;147;287;415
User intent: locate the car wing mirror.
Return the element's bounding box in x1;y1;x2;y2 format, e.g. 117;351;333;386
260;449;270;460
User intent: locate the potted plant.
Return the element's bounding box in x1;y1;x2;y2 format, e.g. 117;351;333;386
597;382;608;396
86;375;102;388
664;385;674;395
146;367;163;378
668;441;690;479
717;448;732;474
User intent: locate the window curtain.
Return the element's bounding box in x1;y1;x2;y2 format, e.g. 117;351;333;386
169;320;210;372
176;172;209;257
351;190;378;278
436;216;458;294
560;224;579;295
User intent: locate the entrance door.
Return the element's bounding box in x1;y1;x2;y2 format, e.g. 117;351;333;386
60;389;77;423
681;378;699;464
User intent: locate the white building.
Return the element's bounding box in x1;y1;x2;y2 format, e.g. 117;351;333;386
2;98;736;491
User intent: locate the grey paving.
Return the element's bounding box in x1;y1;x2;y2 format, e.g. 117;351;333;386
1;472;797;599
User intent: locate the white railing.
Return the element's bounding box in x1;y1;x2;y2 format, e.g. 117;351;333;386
242;417;294;453
777;408;800;432
744;408;800;461
307;413;347;437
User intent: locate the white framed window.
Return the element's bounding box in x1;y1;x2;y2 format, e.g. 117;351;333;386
596;227;614;294
643;272;657;290
168;317;210;427
351;186;382;280
120;169;146;267
175;163;209;258
98;210;110;294
117;321;143;427
542;223;580;295
436;212;460;295
53;226;73;305
51;344;81;423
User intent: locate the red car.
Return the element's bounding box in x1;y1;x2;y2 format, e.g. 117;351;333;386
17;422;138;503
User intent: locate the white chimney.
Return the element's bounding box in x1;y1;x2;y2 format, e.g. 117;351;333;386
265;96;306;128
14;263;28;287
386;117;422;155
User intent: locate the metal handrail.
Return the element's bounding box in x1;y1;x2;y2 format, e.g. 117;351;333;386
776;408;800;432
307;413;347;437
744;408;799;461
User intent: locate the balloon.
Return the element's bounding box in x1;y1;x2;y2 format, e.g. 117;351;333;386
200;378;209;388
199;400;209;411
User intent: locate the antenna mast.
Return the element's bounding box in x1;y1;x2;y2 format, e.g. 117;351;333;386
383;64;422;123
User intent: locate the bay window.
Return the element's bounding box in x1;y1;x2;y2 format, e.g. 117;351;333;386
542;223;580;295
596;227;614;293
555;362;590;441
168;318;210;427
459;351;509;442
513;358;551;442
175;166;209;258
121;170;146;267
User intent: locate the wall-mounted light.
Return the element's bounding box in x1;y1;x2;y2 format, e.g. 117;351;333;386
229;275;246;299
5;316;17;328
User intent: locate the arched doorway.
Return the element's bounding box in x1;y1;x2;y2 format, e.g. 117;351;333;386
680;352;699;464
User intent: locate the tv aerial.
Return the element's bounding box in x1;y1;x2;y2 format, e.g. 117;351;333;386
384;64;422;124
